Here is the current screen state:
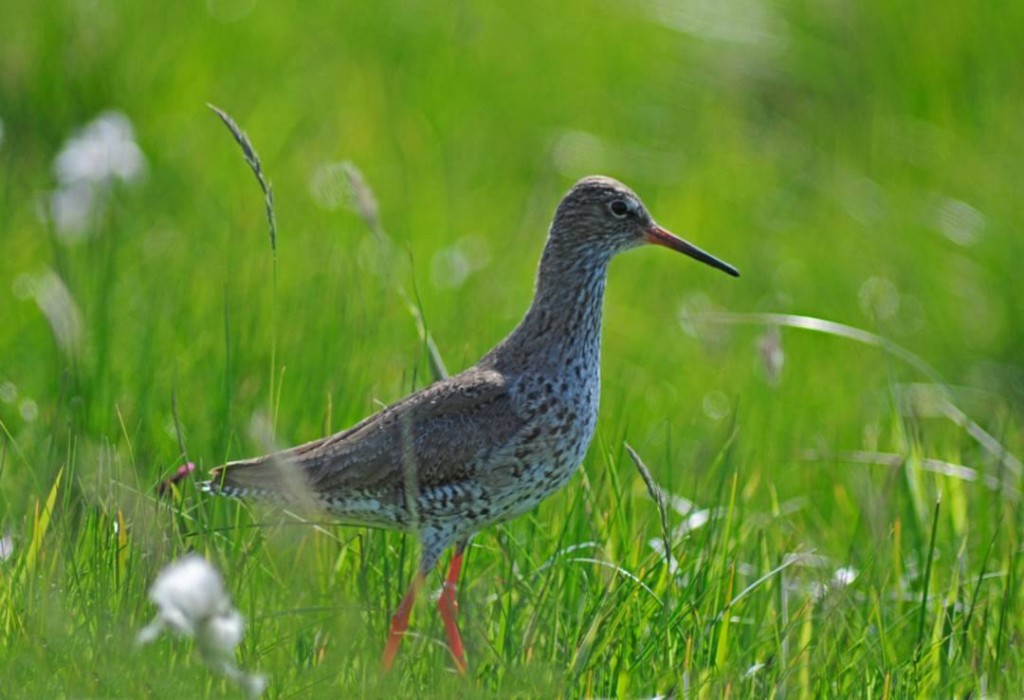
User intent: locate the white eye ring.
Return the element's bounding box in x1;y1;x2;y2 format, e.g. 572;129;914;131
609;199;630;218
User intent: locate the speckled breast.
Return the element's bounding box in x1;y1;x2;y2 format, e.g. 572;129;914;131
478;366;601;524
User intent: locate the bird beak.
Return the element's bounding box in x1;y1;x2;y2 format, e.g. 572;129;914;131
644;224;740;277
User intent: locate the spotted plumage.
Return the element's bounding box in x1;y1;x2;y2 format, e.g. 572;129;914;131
202;175;739;673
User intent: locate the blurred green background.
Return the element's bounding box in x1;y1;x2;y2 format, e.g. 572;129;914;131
2;0;1023;696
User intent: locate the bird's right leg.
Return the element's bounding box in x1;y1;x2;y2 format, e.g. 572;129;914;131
381;571;425;672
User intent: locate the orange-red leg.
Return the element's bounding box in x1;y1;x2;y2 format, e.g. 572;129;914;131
438;541;468;674
381;572;424;672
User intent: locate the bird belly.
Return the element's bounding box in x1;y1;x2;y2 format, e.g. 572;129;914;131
444;400;598;532
323;492;416;531
416;453;583;542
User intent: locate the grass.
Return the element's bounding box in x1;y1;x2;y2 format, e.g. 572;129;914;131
1;0;1023;696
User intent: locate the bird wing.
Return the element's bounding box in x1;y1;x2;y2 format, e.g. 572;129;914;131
207;366;527;502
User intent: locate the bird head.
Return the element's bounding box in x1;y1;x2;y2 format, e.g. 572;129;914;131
550;175;739;277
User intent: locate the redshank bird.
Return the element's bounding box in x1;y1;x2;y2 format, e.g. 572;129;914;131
203;175;738;673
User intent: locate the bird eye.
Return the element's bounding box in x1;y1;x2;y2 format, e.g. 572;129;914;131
609;200;630;218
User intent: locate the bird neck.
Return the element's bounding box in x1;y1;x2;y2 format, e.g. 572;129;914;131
486;237;610;373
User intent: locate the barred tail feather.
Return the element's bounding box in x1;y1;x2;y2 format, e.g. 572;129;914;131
203;451;322;510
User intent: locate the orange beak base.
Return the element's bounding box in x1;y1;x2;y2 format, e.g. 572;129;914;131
644;224;740;277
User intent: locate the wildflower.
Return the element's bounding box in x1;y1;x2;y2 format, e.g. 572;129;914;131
49;110;146;240
832;566;858;587
138;554;266;697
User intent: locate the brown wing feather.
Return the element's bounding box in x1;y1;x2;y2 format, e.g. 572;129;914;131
209;366;526;502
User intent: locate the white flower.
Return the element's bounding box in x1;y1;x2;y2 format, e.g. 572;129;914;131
138;554;266;697
54;111;146;187
200;607;245;655
48;110;147;240
138;554;231;641
49;183;97;239
832;566;858;588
